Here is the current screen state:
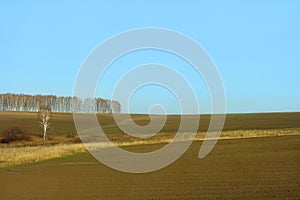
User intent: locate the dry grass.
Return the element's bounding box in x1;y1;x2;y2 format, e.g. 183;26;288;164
1;128;299;167
0;143;86;167
213;128;300;139
116;127;300;144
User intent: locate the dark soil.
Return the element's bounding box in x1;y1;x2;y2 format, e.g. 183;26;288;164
0;135;299;199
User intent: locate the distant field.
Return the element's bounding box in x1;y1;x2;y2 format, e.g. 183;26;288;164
0;111;299;135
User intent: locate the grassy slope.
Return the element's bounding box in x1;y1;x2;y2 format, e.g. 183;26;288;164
0;111;299;135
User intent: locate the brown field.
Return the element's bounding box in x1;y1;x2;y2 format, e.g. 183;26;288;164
0;111;299;135
0;111;299;199
0;112;299;167
0;135;299;199
1;128;299;167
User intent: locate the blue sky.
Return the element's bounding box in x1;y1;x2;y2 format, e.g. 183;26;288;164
0;1;299;114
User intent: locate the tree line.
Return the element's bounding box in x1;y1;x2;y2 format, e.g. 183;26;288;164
0;93;121;113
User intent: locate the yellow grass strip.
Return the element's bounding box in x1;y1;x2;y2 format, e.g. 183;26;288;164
85;128;300;150
0;143;86;167
198;128;300;141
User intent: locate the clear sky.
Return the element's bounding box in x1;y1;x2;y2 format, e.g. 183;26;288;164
0;0;299;114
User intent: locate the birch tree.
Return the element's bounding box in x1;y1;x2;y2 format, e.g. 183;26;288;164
38;105;52;140
0;93;121;113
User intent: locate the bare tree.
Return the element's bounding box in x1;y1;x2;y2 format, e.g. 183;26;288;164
38;105;52;140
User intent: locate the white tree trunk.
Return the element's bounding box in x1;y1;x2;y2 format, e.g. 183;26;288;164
43;125;47;140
